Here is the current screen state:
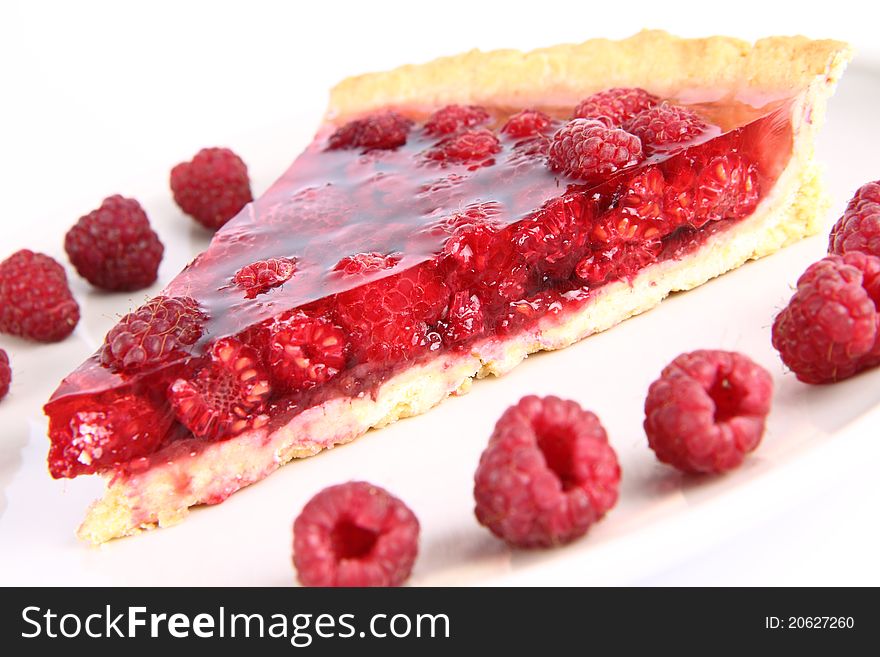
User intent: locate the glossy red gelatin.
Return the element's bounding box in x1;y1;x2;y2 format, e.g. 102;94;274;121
45;91;794;478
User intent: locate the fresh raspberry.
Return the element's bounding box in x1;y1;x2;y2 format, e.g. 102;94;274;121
625;103;708;150
644;350;773;473
170;147;253;231
0;349;10;401
573;88;659;126
440;291;484;345
64;196;164;291
424;104;490;135
47;390;174;478
333;252;401;276
829;180;880;257
662;156;698;226
547;119;643;181
426;128;501;165
474;396;620;548
512;194;594;279
772;253;880;383
327;111;413;151
334;263;448;365
169;337;272;441
233;257;296;298
502;109;553;138
426;202;502;237
265;312;349;392
0;250;79;343
605;166;670;237
293;481;420;587
693;154;759;226
439;218;530;311
575;237;662;287
100;296;204;372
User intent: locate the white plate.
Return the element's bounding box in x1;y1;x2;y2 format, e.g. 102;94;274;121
1;55;879;586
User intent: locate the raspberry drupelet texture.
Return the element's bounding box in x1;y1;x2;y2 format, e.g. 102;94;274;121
426;128;501;164
327;111;413;151
168;336;272;441
424;104;490;135
644;350;773;474
265;312;349;393
334;262;448;365
293;481;420;587
772;253;880;383
573;87;659;127
0;349;10;401
547;119;643;181
829;180;880;258
170;147;253;231
100;296;204;372
625;103;708;150
64;196;164;291
0;250;80;343
502;109;553;138
474;395;620;548
233;257;297;298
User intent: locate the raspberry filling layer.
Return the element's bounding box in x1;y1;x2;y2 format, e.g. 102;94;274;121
45;90;794;479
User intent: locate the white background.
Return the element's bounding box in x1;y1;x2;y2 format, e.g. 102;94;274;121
1;0;879;585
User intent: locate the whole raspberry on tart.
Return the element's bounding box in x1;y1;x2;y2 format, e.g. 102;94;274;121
43;32;852;543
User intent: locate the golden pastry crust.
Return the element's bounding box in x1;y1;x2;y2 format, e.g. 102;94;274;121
76;32;852;543
327;30;852;120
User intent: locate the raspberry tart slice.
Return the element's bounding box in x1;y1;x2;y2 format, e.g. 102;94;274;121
45;31;852;543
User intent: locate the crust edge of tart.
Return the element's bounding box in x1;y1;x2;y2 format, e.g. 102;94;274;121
76;32;850;544
326;30;853;121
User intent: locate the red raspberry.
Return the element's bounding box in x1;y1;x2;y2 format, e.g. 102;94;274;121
333;251;401;276
293;481;420;587
64;196;164;291
547;119;643;181
502;109;553;138
327;111;413;151
0;250;79;343
0;349;10;401
662;156;698;227
513;194;594;279
573;88;659;126
47;390;174;478
170;147;253;231
625;103;708;150
473;396;620;548
424;104;490;135
265;312;349;392
440;219;530;311
334;263;448;365
440;291;484;345
233;257;296;298
772;253;880;384
575;238;662;287
829;180;880;257
426;128;501;165
693;154;759;225
644;350;773;474
100;296;204;372
169;337;272;441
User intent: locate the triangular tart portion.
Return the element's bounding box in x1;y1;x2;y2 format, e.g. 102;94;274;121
44;31;852;542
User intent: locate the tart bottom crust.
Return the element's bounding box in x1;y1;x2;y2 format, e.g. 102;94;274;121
78;159;825;544
76;31;851;543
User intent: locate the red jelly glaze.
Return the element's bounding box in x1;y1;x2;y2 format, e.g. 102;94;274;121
45;92;794;478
